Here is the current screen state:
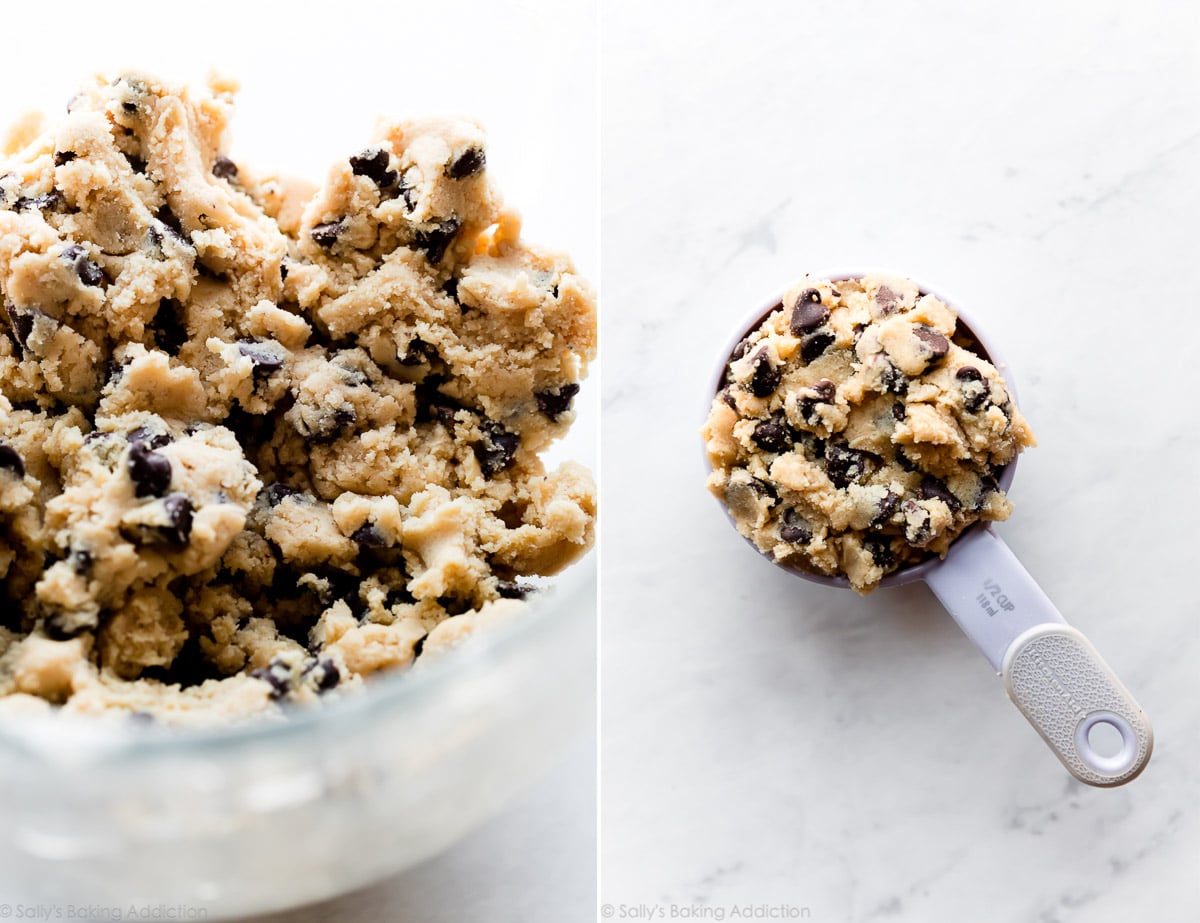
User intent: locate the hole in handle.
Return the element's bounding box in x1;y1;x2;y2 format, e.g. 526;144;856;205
1074;711;1137;776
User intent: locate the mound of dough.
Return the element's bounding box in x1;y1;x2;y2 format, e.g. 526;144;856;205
0;73;595;724
703;275;1033;593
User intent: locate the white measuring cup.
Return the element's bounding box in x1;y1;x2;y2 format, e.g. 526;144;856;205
704;272;1153;787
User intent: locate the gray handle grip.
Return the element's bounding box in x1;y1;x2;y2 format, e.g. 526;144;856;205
925;528;1153;787
1003;624;1153;786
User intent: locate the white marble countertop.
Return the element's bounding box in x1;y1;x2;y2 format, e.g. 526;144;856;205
600;1;1199;920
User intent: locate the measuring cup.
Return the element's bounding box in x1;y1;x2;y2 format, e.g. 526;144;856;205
703;271;1153;787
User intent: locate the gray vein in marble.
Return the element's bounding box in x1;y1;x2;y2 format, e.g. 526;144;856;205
1033;128;1200;240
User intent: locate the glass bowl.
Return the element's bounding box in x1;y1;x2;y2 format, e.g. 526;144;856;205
0;552;595;919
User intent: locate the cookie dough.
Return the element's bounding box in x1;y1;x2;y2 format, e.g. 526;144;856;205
0;73;596;724
702;275;1034;593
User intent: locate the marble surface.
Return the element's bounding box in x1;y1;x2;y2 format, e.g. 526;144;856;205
600;1;1199;921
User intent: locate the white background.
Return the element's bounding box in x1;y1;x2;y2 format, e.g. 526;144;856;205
0;1;598;920
602;1;1198;921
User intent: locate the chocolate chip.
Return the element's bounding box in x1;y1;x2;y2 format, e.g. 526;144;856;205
497;580;534;599
264;483;299;506
796;401;823;428
14;191;62;212
312;659;340;692
105;358;126;386
212;156;238;180
861;534;895;568
121;101;137;114
797;379;837;427
413;218;461;264
874;285;900;315
153;207;191;248
792;428;826;460
913;325;950;361
128;441;172;497
158;494;195;546
535;383;580;420
70;549;93;575
448;147;486;179
442;276;459;300
397;172;418;210
310;219;347;248
918;475;962;511
872;490;900;527
414;378;465;426
780;509;813;545
0;443;24;478
61;245;103;286
891;402;906;421
974;475;1001;512
351;523;389;547
399;337;438;366
955;366;989;412
790;289;829;335
302;657;341;692
895;449;919;473
879;360;907;395
152;298;188;354
730;337;752;362
800;331;835;364
750;347;782;398
475;422;520;477
237;340;285;378
333;406;357;428
5;305;39;351
126;153;148;174
250;660;291;700
350;147;398;188
128;426;170;450
54;151;76;166
719;387;737;410
279;259;290;282
752;418;792;453
412;634;428;658
825;444;875;488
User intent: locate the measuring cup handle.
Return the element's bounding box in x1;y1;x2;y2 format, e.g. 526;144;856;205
923;527;1153;786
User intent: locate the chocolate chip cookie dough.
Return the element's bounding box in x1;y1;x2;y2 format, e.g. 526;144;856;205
0;73;596;724
702;275;1033;593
